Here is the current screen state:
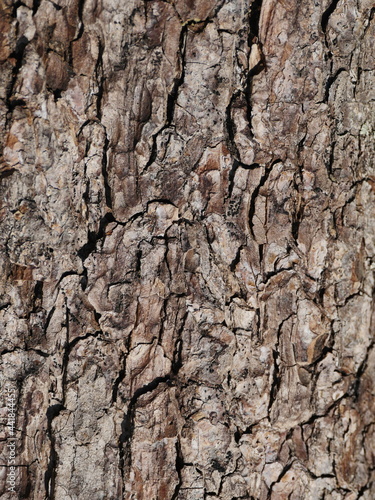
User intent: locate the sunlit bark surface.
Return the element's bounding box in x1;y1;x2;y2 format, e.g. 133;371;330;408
0;0;374;498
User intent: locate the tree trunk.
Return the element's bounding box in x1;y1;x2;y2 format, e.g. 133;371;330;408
0;0;374;498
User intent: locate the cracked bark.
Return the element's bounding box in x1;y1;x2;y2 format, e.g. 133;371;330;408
0;0;374;499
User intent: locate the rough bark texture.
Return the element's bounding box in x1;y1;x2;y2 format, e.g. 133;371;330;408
0;0;374;499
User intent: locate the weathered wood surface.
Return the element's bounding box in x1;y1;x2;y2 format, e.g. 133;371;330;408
0;0;374;498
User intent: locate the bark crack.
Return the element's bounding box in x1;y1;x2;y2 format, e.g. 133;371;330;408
142;24;188;172
321;0;341;36
170;438;184;500
268;314;294;416
44;404;64;500
118;376;171;491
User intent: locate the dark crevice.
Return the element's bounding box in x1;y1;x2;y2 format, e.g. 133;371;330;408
225;90;242;160
326;139;336;179
80;267;88;290
248;168;266;239
30;281;44;315
227;160;260;199
95;39;105;120
77;119;98;136
143;24;187;172
234;422;257;444
1;346;49;357
234;428;241;444
317;286;326;306
118;376;171;488
243;78;254;135
337;290;363;308
101;131;112;209
77;212;115;261
44;404;64;500
244;0;266;136
297;133;307;156
165;25;187;125
301;390;350;428
0;168;17;179
11;1;24;17
34;281;43;300
291;171;304;243
227;160;240;199
55;270;81;288
93;310;101;324
230;245;243;272
218;28;236;35
83;171;91;202
352;341;374;401
172;311;188;374
146;198;177;208
157;295;168;345
7;36;29;109
75;0;85;41
52;89;62;101
356;480;374;499
255;307;261;339
259;243;264;270
268;314;294;415
60;302;70;403
49;1;63;11
320;0;339;118
43;306;56;336
267;460;295;500
30;348;50;357
170;439;184;500
44;304;96;497
324;68;346;102
268;346;281;413
321;0;341;34
248;0;263;39
111;361;126;404
134;249;142;276
7;98;27;111
263;266;294;285
32;0;41;15
225;290;246;306
305;468;335;481
310;344;333;368
248;57;265;78
67;330;101;351
230;497;253;500
143;131;159;172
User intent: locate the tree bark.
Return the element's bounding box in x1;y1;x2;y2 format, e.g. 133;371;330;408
0;0;374;498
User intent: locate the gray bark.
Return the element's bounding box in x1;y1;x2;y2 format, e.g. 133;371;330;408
0;0;374;499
